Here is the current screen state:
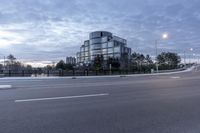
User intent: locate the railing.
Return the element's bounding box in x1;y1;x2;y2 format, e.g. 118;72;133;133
0;69;149;77
0;66;188;78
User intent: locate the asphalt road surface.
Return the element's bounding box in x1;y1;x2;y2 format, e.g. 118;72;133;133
1;67;200;133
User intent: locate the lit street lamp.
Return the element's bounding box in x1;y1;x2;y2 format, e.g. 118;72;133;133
162;33;169;39
155;33;169;73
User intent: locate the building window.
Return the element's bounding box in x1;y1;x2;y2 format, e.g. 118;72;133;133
102;43;107;49
108;48;113;54
90;38;102;44
114;47;120;53
90;44;101;50
124;48;128;53
101;37;108;43
91;50;101;56
108;42;114;48
102;49;108;54
114;53;120;58
103;55;108;60
85;52;89;56
81;47;84;52
84;46;89;52
85;56;89;60
108;54;114;58
91;56;95;60
114;41;121;47
81;52;85;57
84;41;89;46
90;32;101;39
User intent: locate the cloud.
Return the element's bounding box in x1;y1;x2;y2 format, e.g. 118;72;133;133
0;0;199;66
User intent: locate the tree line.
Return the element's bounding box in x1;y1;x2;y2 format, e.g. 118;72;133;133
0;54;32;72
55;52;181;73
0;52;181;74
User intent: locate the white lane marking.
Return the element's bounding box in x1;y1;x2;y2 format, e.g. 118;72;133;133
171;76;180;79
15;93;109;103
0;80;43;82
0;85;12;89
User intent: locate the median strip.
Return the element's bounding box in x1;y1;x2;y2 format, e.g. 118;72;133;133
14;93;109;103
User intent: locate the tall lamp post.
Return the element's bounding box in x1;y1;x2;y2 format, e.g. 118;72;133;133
183;51;186;66
155;33;169;73
3;56;5;68
190;48;193;64
193;53;196;64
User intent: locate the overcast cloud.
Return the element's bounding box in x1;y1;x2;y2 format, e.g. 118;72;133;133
0;0;200;65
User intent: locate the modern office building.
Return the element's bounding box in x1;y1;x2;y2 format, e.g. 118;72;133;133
66;57;76;65
76;31;131;65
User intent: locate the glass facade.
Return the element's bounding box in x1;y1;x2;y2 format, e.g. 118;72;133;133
114;47;120;53
76;31;132;64
90;44;101;50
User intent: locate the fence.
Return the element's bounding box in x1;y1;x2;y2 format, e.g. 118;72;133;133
0;69;152;77
0;66;188;78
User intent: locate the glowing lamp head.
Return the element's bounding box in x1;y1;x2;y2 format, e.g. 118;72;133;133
162;33;169;39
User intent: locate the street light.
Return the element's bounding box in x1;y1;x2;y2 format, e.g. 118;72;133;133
162;33;169;39
3;56;5;68
189;47;200;64
193;53;197;64
182;51;187;65
155;33;169;73
189;48;194;64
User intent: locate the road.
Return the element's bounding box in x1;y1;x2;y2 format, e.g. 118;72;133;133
1;67;200;133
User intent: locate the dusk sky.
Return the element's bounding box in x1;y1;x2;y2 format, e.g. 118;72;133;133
0;0;200;66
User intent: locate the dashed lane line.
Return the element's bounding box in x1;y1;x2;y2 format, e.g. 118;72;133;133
14;93;109;103
0;85;12;90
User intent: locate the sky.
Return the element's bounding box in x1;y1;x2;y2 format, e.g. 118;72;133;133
0;0;200;66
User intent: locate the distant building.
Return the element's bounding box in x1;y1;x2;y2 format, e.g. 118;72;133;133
66;57;76;65
76;31;132;65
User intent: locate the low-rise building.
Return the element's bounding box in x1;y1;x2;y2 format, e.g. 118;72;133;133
66;57;76;65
